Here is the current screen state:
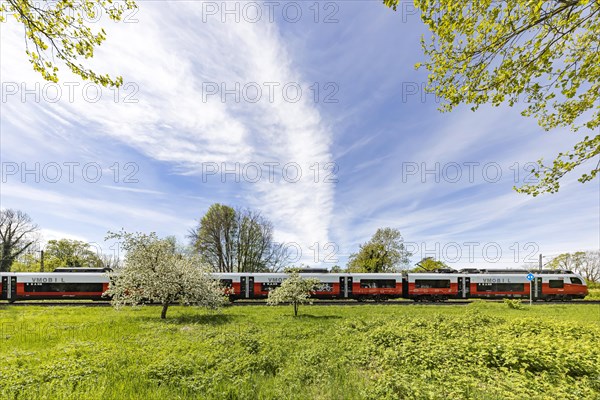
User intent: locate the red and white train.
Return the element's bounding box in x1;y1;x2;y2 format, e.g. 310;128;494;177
0;268;588;302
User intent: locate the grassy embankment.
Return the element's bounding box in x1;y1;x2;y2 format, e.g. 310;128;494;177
1;302;599;400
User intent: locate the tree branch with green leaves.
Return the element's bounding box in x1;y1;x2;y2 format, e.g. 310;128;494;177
1;0;137;87
384;0;599;195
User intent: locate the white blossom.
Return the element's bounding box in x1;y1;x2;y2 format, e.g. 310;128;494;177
267;270;320;316
104;231;226;319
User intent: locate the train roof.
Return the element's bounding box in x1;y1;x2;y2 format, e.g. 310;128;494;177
53;267;112;273
458;269;574;274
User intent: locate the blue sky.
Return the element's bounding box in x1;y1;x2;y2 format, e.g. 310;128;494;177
1;1;598;269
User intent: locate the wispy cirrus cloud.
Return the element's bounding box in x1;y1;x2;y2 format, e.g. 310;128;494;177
1;1;335;254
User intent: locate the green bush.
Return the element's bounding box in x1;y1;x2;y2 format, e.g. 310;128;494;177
504;298;525;310
586;281;600;289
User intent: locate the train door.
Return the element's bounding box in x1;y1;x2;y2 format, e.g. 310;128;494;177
347;277;353;297
464;277;471;298
402;277;409;298
458;277;464;298
2;276;17;302
535;277;543;299
248;276;254;298
240;276;247;298
339;277;346;298
1;276;7;300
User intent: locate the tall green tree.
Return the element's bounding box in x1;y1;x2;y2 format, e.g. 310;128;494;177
1;0;137;87
44;239;103;269
0;209;39;272
412;257;449;272
10;252;41;272
347;228;411;272
188;204;288;272
384;0;599;195
189;204;237;272
330;265;344;273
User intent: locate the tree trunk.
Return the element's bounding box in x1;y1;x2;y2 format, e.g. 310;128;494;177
1;247;13;272
293;302;298;317
161;303;169;319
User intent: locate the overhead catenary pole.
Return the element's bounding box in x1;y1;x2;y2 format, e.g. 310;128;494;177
539;253;542;271
40;250;44;272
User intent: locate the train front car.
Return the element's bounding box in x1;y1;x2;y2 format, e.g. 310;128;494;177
539;270;588;300
457;270;588;301
0;272;109;302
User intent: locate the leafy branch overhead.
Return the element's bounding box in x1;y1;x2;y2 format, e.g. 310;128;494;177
384;0;600;195
1;0;137;87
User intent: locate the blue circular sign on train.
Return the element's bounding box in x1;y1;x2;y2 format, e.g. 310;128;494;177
526;273;535;281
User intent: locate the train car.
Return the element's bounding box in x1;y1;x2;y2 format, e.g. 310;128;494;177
404;270;588;301
405;272;459;301
350;273;403;301
537;272;588;300
469;270;588;301
463;272;531;300
213;273;344;300
0;272;109;302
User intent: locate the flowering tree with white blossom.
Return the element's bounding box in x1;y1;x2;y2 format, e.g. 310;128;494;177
104;230;226;319
267;270;321;317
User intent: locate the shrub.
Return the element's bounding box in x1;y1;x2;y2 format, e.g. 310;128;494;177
504;298;525;310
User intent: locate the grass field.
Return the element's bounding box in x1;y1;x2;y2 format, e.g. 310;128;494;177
1;302;600;400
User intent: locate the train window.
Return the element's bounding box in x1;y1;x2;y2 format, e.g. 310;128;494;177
548;280;564;288
220;279;233;288
24;283;104;292
414;279;450;289
315;283;333;292
570;277;583;285
476;283;525;292
360;279;396;289
260;282;281;292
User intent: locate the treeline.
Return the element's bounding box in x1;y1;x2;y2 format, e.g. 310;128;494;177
0;204;289;273
0;205;414;274
1;207;599;283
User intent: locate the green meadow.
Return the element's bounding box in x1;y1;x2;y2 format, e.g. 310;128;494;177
1;302;599;400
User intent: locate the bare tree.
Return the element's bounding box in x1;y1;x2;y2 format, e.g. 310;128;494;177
189;204;289;272
0;209;40;272
548;251;600;283
579;251;600;283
